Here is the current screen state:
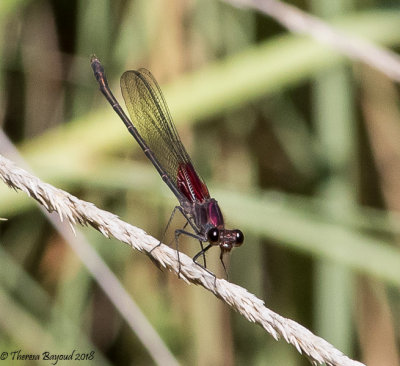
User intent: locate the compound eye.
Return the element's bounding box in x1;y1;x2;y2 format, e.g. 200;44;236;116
234;230;244;245
207;228;220;244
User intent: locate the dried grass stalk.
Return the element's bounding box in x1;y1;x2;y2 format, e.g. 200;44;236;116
0;154;364;366
224;0;400;82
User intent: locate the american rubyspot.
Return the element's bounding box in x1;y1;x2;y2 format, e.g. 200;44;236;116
91;56;244;275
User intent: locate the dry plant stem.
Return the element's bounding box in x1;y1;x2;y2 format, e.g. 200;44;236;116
223;0;400;82
0;133;179;366
0;154;364;366
359;68;400;364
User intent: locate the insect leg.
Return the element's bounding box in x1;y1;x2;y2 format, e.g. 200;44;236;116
150;205;184;255
219;250;229;280
174;229;206;276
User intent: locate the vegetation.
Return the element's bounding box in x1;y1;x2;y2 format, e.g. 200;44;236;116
0;1;399;364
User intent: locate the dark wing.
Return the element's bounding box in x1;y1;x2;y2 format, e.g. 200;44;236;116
120;69;210;203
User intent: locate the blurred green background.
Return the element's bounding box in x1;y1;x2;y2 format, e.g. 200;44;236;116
0;0;400;365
